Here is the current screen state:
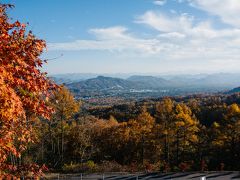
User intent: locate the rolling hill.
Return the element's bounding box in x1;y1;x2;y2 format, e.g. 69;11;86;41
53;73;240;99
127;75;172;88
67;76;145;93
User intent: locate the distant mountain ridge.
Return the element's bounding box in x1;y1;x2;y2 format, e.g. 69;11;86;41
67;76;144;93
51;73;240;87
51;73;240;98
127;75;171;88
226;87;240;94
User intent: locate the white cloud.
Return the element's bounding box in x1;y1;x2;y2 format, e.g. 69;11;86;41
136;11;193;32
49;14;240;57
48;8;240;73
136;11;240;65
136;11;240;39
158;32;186;39
153;0;166;6
49;26;163;54
189;0;240;27
89;26;129;40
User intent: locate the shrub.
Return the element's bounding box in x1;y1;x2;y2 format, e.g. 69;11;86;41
172;166;180;172
97;161;125;172
86;160;97;172
62;161;97;173
62;162;82;173
179;162;191;172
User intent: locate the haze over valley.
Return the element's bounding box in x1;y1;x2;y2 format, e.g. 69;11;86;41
52;73;240;101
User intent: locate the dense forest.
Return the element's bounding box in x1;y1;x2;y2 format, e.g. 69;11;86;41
24;87;240;173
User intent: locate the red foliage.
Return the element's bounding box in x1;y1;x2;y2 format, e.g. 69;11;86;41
179;162;190;172
201;160;208;171
145;162;153;173
0;4;56;177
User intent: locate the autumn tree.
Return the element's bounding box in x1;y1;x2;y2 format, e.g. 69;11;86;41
173;103;199;164
136;107;155;164
0;4;56;177
155;98;175;165
41;86;80;167
65;121;93;165
211;104;240;168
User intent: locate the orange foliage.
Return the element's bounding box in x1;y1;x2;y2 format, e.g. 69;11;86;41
0;4;56;177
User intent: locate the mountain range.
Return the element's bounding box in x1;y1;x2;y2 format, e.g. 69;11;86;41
51;73;240;98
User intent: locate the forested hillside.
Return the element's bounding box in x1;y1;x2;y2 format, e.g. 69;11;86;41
63;74;240;100
25;89;240;173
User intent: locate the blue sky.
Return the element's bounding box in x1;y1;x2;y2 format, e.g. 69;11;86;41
3;0;240;75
